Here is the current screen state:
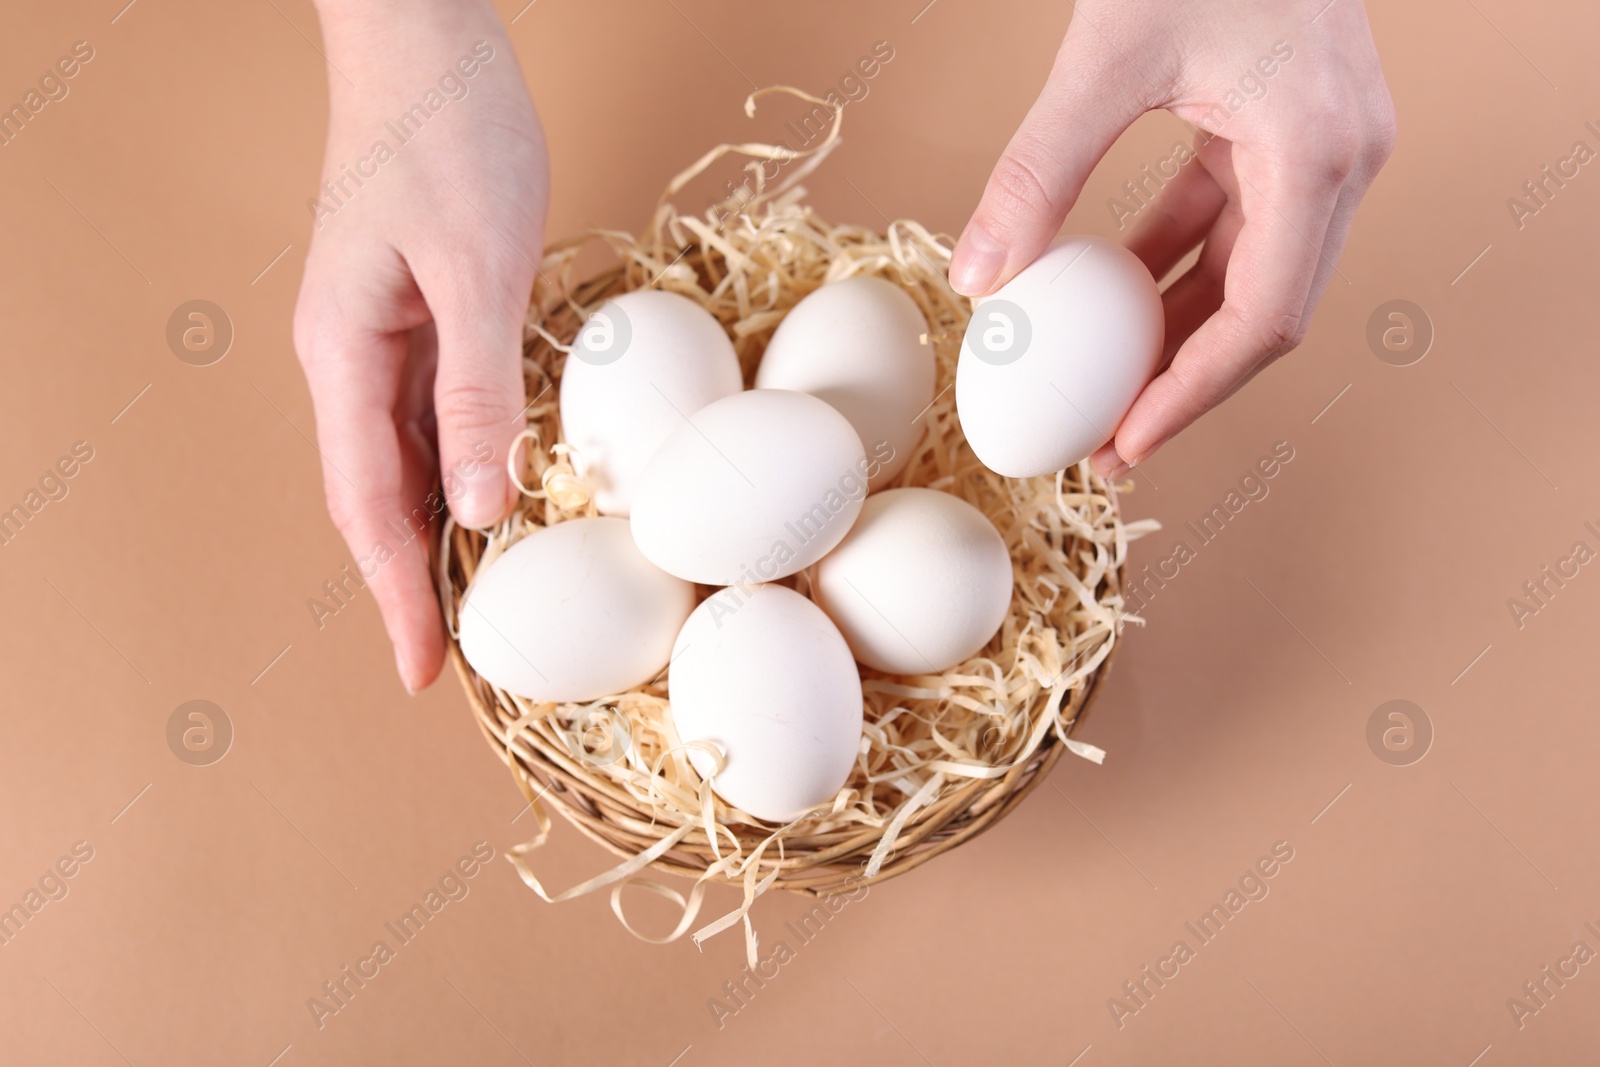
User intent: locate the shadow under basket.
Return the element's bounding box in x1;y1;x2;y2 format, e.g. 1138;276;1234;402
436;89;1150;953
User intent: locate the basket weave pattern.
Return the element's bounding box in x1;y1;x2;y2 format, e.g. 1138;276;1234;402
438;108;1144;946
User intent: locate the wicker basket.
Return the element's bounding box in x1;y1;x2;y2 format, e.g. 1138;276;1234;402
437;90;1145;950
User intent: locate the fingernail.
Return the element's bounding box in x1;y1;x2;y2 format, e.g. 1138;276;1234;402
1132;438;1167;466
1089;441;1124;479
395;647;420;695
950;225;1007;297
451;464;507;530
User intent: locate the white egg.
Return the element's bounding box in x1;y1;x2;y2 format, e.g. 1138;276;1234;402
669;584;863;822
955;235;1163;478
458;517;694;702
754;275;933;489
559;289;743;516
811;488;1012;674
630;389;870;585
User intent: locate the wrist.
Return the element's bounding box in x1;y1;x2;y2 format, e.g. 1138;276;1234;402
314;0;497;18
313;0;503;61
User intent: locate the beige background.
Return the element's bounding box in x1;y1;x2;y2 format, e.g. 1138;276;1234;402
3;0;1598;1063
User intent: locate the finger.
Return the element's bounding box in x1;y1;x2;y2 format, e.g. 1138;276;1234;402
1091;184;1241;479
1202;163;1380;414
424;260;531;530
1217;95;1394;411
1288;113;1396;335
1108;142;1348;467
950;22;1158;297
295;306;447;693
1089;441;1121;478
1121;138;1228;283
1151;188;1245;363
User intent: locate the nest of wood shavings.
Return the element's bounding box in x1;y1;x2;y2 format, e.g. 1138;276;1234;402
436;87;1158;963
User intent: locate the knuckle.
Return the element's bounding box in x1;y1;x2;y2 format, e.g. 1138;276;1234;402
1312;128;1362;185
323;486;365;537
1284;100;1364;186
1363;101;1399;171
435;378;513;434
447;250;519;305
1249;310;1305;356
291;300;352;376
323;482;400;539
984;148;1060;228
291;303;324;371
1163;357;1230;416
290;260;345;369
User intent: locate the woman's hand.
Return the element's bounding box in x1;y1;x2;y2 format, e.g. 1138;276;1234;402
293;0;547;691
950;0;1396;477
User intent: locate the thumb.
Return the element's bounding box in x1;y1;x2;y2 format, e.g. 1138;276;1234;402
951;23;1152;297
428;271;529;530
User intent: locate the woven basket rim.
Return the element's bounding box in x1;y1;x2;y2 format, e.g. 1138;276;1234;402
446;630;1119;897
440;254;1132;902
